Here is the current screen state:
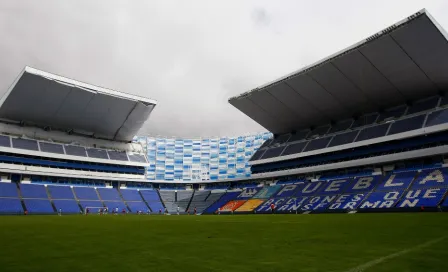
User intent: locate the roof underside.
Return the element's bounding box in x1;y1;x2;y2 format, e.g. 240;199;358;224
0;67;157;142
229;10;448;135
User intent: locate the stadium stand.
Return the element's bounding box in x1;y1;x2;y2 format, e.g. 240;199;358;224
126;202;149;213
97;188;122;201
47;185;75;199
188;190;210;213
3;10;448;218
23;199;54;214
0;198;23;214
73;187;99;200
159;190;176;213
0;182;19;197
53;200;81;214
140;190;164;213
203;191;240;214
78;200;103;211
120;189;149;213
120;189;144;201
20;184;48;198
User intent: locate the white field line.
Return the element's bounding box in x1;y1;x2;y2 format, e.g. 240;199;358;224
344;236;446;272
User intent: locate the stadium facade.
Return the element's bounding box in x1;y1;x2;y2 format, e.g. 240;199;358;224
134;133;272;182
1;9;448;215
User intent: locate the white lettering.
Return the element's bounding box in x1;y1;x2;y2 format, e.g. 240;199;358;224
329;203;341;209
276;185;296;196
352;177;373;190
405;190;421;199
343;202;357;209
384;191;400;200
302;182;322;194
325;180;347;192
399;199;419;208
337;194;349;203
379;200;395;208
360;201;380;208
384;174;403;188
423;188;439;198
419;170;444;185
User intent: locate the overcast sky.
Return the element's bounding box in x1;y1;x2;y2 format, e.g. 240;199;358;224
1;1;447;138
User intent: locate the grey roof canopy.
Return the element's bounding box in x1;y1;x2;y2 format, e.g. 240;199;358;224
229;9;448;135
0;67;157;142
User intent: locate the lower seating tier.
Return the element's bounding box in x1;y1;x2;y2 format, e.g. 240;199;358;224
126;201;149;213
23;199;54;214
53;200;81;213
0;198;23;214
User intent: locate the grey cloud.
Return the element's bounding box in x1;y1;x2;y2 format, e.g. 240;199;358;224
0;0;447;138
252;7;271;27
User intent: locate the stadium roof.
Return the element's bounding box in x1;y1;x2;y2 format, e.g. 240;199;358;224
0;67;157;142
229;9;448;135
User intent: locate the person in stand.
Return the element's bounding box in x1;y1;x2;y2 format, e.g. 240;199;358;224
58;208;62;216
270;203;275;214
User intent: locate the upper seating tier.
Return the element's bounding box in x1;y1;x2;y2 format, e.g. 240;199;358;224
120;189;144;201
73;187;99;200
20;184;48;199
0;182;19;197
0;135;147;164
254;97;447;162
47;185;75;199
97;188;121;201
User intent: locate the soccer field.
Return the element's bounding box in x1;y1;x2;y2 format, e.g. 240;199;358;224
0;213;447;272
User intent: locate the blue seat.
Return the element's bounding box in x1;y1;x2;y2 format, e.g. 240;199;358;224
397;188;447;208
53;200;81;213
73;187;99;200
120;189;143;201
127;202;149;213
23;199;54;214
103;201;127;212
79;200;103;210
0;183;19;197
203;192;240;214
97;188;121;201
48;185;75;199
358;191;403;209
0;198;23;214
140;190;164;212
20;184;48;198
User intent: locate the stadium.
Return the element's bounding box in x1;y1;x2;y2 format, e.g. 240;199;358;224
1;8;448;272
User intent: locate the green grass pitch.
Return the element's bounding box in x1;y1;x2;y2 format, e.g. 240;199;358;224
0;213;447;272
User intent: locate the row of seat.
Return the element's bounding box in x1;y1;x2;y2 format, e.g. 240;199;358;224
0;183;165;214
254;99;448;161
0;135;147;163
0;183;225;215
204;168;448;214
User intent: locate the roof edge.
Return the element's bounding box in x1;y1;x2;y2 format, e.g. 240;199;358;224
228;8;428;101
25;66;158;105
